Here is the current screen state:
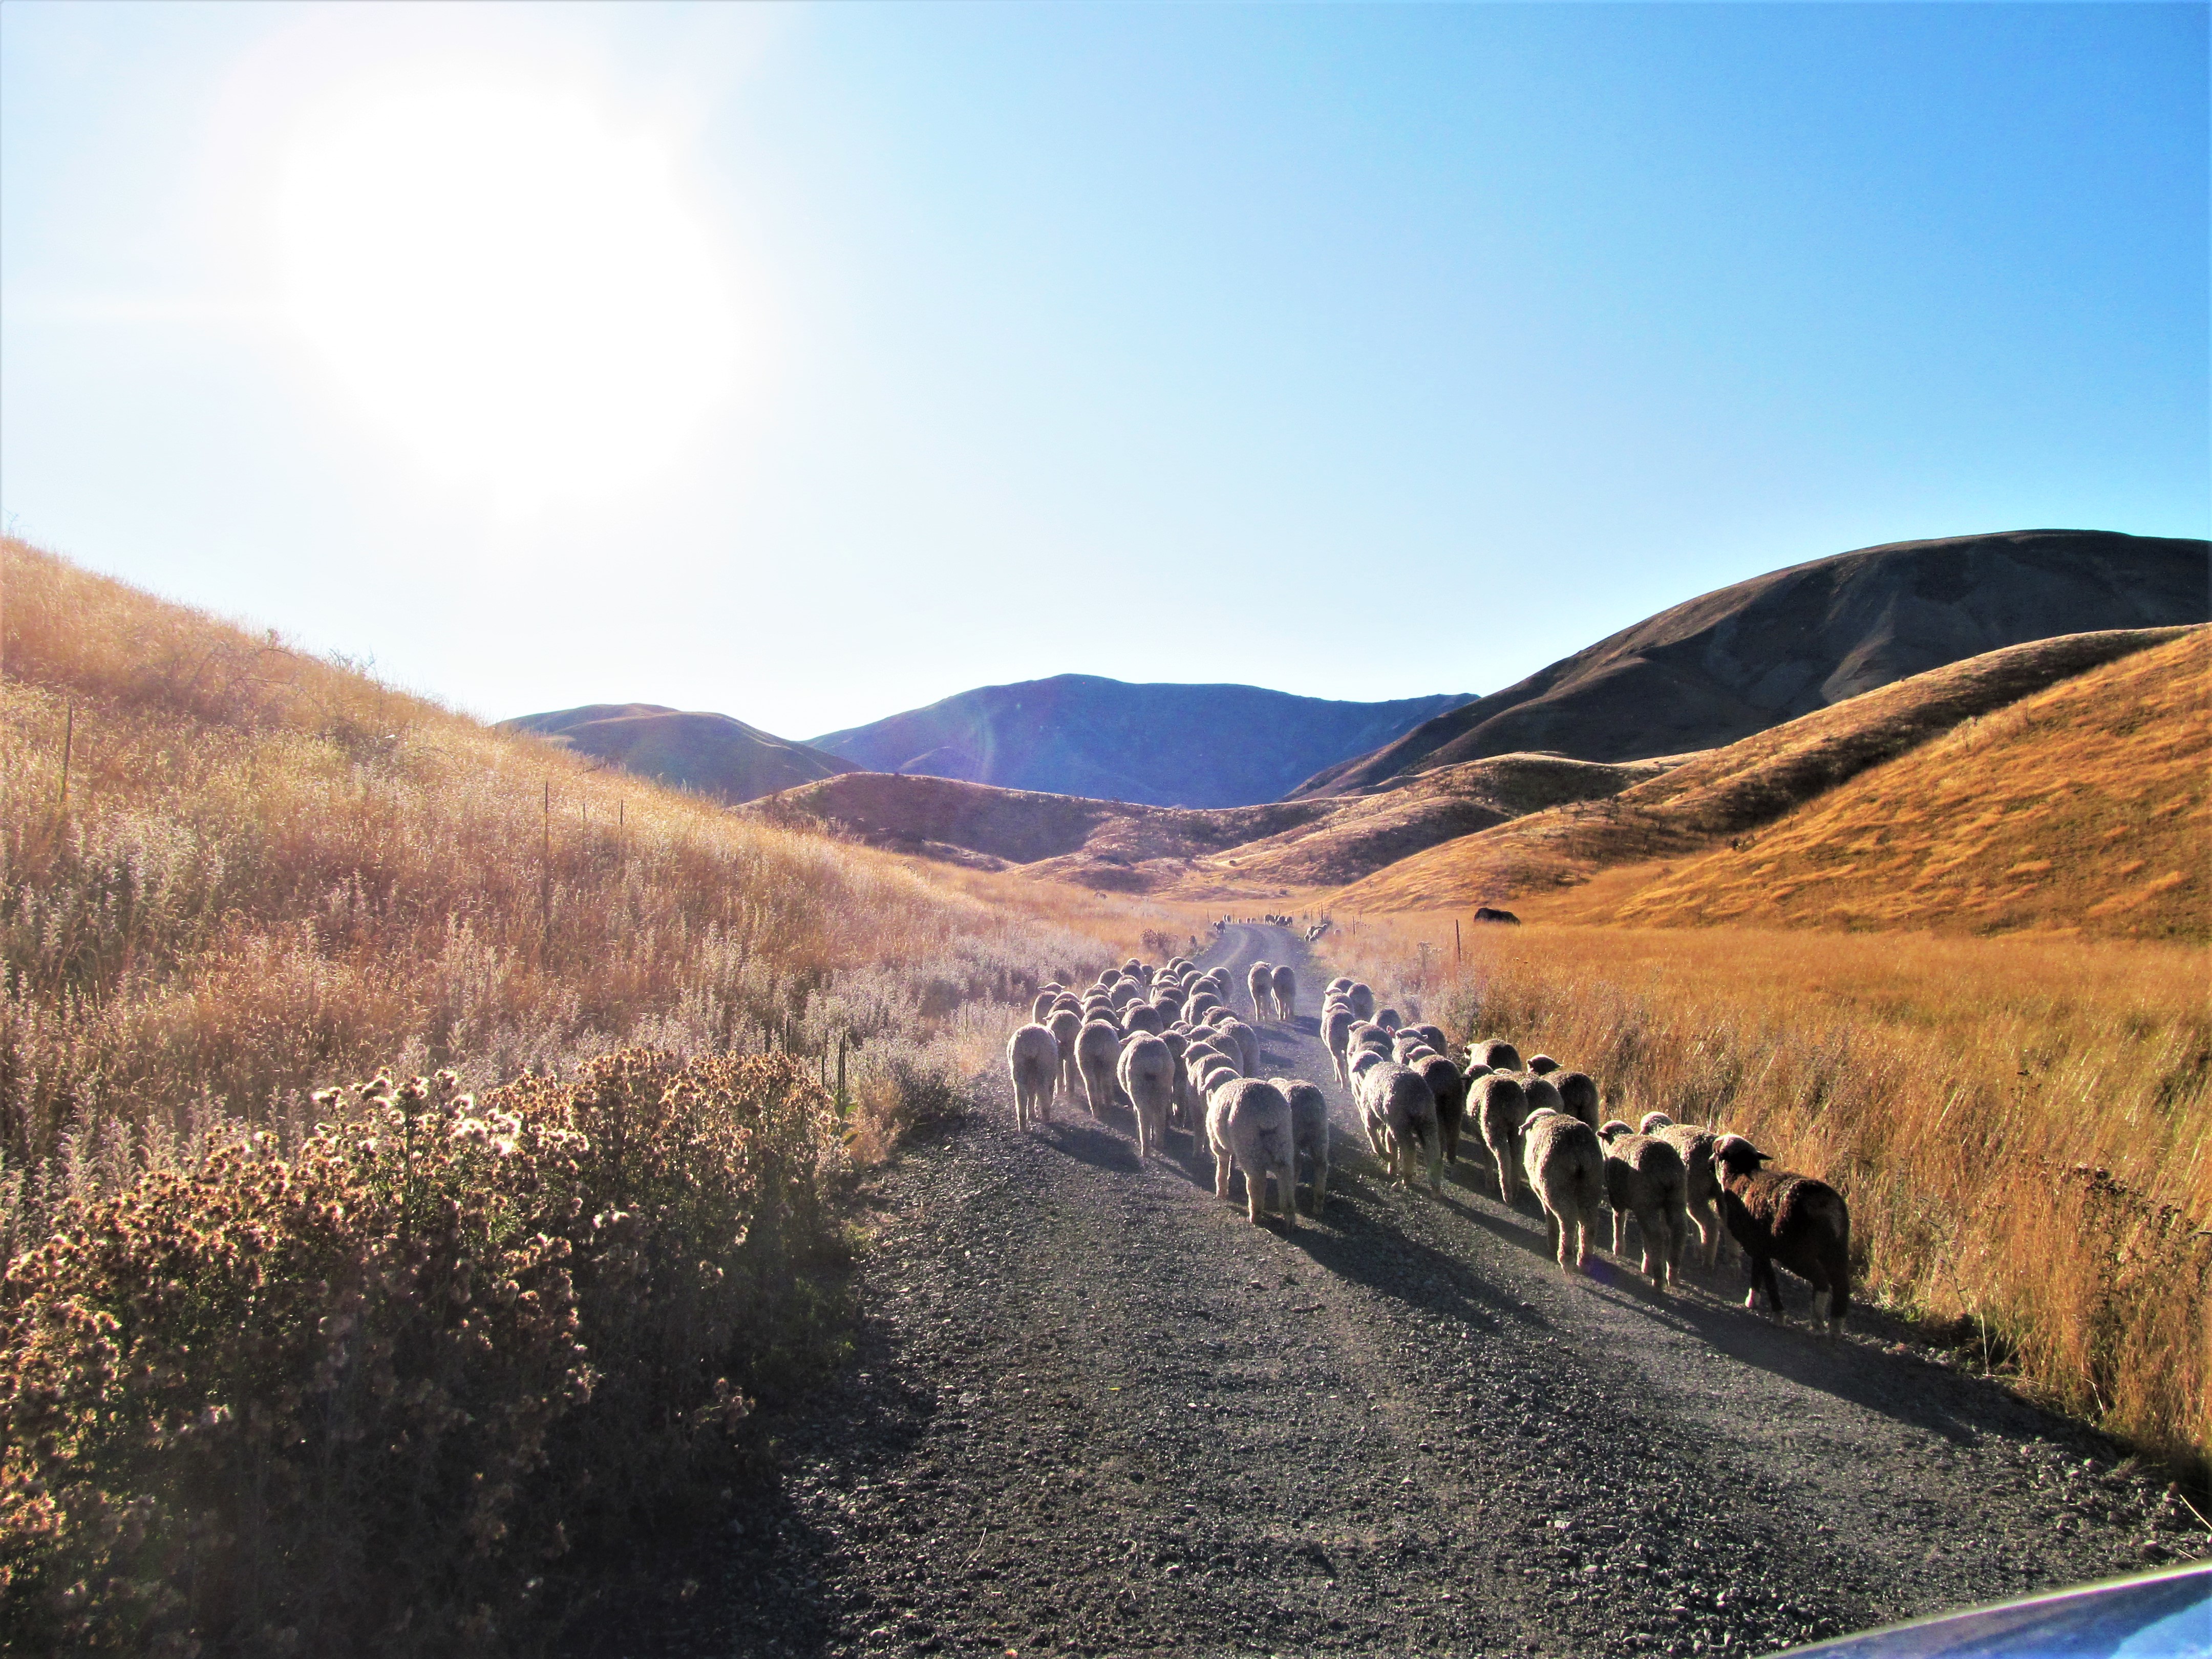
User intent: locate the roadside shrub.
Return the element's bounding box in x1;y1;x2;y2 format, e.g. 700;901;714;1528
0;1050;842;1656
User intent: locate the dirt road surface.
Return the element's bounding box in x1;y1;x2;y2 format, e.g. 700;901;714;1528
635;923;2205;1658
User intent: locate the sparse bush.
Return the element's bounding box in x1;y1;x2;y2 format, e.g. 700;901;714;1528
1;1050;843;1657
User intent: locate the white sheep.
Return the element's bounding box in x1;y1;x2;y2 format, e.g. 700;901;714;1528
1598;1122;1691;1293
1520;1108;1605;1274
1347;983;1377;1022
1321;1004;1356;1086
1118;1032;1177;1157
1207;1076;1298;1225
1007;1023;1059;1130
1356;1060;1440;1192
1269;962;1297;1021
1471;1073;1530;1203
1247;960;1275;1019
1273;1076;1331;1211
1075;1018;1123;1118
1219;1017;1261;1075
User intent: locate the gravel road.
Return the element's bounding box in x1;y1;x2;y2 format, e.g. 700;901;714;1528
651;923;2204;1659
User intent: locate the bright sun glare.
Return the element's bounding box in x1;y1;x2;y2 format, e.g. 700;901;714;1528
273;77;739;514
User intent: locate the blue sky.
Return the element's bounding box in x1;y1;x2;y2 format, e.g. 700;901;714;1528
3;2;2204;737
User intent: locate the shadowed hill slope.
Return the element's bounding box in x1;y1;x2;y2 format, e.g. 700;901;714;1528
743;771;1329;887
1539;627;2209;940
1335;625;2199;914
1294;529;2208;797
503;704;851;803
809;675;1469;808
1175;751;1695;890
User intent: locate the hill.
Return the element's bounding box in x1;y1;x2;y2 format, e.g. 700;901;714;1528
807;674;1469;808
1293;528;2208;797
744;771;1331;890
1543;626;2209;939
503;703;850;803
1334;626;2198;914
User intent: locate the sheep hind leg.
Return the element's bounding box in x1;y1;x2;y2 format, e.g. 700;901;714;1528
1245;1164;1265;1226
1275;1163;1298;1227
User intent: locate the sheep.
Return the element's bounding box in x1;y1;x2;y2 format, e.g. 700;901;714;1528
1321;1004;1356;1086
1640;1114;1726;1268
1348;983;1376;1022
1347;1049;1391;1150
1525;1054;1561;1076
1152;986;1186;1019
1247;961;1275;1018
1471;1073;1530;1203
1553;1072;1601;1133
1357;1060;1440;1191
1325;976;1353;996
1375;1007;1402;1033
1052;992;1082;1015
1207;1077;1298;1225
1273;1077;1331;1211
1270;962;1296;1021
1186;991;1222;1026
1030;989;1059;1025
1470;1038;1523;1073
1219;1018;1261;1075
1393;1028;1437;1064
1075;1018;1123;1118
1598;1123;1691;1293
1415;1053;1469;1163
1007;1023;1059;1130
1713;1135;1851;1333
1122;1002;1164;1037
1047;1008;1084;1102
1520;1109;1606;1273
1118;1032;1177;1158
1521;1073;1566;1122
1202;968;1231;998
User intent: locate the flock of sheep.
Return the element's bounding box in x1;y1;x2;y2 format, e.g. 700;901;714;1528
1006;952;1854;1333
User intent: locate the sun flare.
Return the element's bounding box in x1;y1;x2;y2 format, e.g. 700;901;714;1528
272;75;740;513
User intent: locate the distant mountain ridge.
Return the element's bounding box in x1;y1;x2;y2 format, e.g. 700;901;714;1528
502;704;849;803
1292;529;2209;798
807;675;1470;809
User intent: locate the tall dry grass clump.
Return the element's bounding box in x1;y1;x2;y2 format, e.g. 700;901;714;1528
1327;914;2211;1478
2;1050;843;1655
0;539;1116;1251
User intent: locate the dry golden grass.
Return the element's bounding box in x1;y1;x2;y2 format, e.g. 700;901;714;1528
0;539;1120;1251
1541;629;2210;939
1323;911;2212;1476
1336;626;2198;920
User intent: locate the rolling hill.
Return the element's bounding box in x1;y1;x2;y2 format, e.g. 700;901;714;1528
503;703;850;803
1293;528;2208;798
807;675;1469;808
1333;625;2199;914
1541;626;2209;940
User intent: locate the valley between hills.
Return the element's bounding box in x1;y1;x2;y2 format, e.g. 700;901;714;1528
3;527;2206;1658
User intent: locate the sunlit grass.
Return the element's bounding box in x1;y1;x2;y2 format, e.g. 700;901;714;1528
0;538;1121;1251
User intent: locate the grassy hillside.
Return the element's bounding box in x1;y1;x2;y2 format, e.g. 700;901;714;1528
503;702;850;803
1337;627;2196;918
0;540;1134;1650
1324;912;2211;1476
1542;627;2209;939
1293;528;2207;796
